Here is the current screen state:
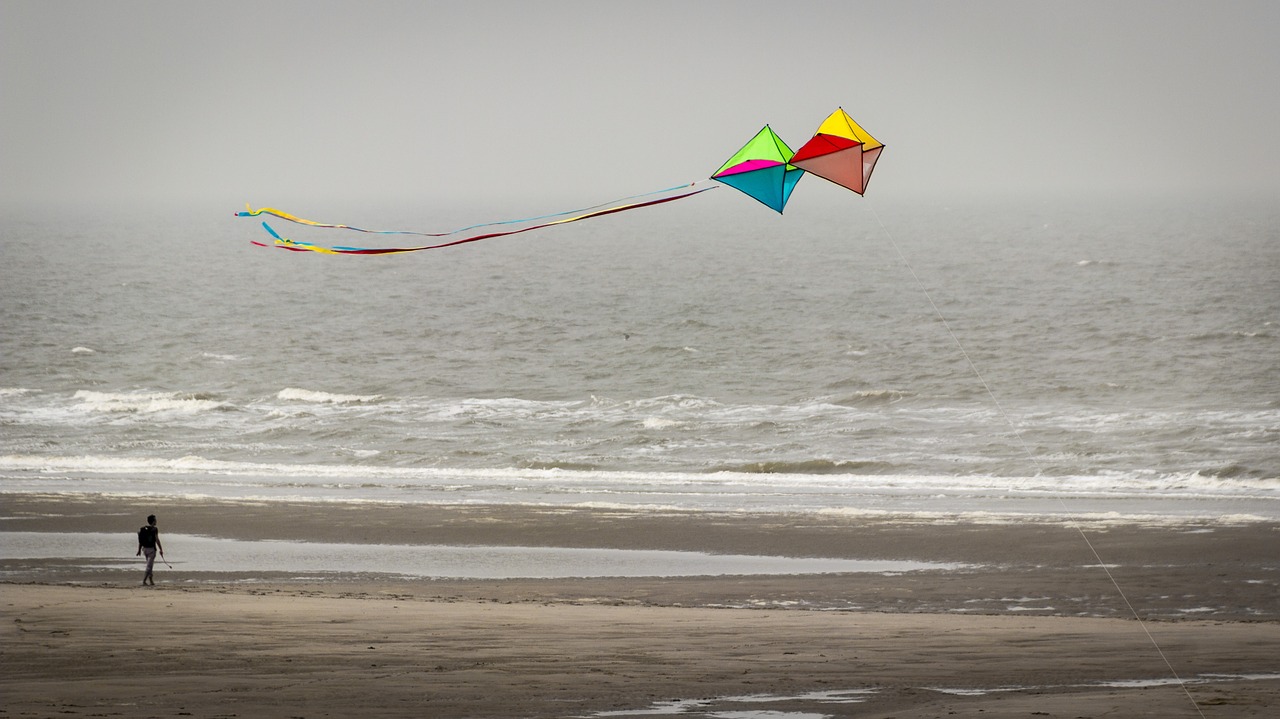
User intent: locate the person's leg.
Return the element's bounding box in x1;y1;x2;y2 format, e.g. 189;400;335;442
144;548;156;585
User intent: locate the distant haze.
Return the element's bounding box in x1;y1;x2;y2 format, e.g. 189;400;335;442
3;0;1277;212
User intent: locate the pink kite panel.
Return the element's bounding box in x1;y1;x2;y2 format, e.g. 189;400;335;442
714;159;784;177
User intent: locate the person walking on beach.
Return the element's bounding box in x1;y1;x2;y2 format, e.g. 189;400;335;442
136;514;164;585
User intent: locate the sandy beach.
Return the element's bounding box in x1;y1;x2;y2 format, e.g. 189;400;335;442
3;495;1278;717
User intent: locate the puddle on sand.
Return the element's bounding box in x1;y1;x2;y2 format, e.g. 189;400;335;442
1;532;965;579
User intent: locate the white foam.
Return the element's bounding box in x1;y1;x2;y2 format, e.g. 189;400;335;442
0;454;1276;523
591;690;875;717
923;686;1021;696
277;388;381;404
72;390;225;414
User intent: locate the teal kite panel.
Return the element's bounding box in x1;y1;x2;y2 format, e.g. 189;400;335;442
713;164;802;214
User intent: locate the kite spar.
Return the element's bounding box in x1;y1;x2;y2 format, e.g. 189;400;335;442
238;108;882;254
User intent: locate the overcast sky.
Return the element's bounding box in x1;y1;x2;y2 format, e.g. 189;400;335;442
2;0;1277;212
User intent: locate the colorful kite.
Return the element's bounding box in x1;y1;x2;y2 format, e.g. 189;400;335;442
239;109;881;254
790;107;884;196
709;125;804;213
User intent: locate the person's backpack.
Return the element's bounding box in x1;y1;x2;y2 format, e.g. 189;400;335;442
138;525;156;549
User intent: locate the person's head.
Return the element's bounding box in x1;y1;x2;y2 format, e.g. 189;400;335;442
147;514;156;526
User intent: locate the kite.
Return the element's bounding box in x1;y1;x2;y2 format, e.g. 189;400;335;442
238;109;881;254
790;107;884;196
709;125;804;213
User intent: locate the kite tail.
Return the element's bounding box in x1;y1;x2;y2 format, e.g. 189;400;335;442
250;181;718;255
237;181;715;239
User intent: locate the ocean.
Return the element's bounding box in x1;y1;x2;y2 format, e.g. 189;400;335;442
2;194;1277;522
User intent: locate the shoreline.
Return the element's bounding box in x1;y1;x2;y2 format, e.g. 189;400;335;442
5;492;1277;551
2;495;1277;717
3;494;1277;620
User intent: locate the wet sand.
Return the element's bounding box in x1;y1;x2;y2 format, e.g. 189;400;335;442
2;495;1278;717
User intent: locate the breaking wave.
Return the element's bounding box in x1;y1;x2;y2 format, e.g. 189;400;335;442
277;388;382;404
714;459;901;475
72;390;228;414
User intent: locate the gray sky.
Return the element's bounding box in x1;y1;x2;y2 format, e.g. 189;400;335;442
2;0;1277;212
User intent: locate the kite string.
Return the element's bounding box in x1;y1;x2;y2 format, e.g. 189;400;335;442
864;201;1207;719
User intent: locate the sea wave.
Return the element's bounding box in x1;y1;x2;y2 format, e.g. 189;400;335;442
1;454;1274;495
832;390;914;407
590;394;725;411
72;390;228;414
1187;330;1273;341
276;388;382;404
716;459;899;475
1;453;1275;522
